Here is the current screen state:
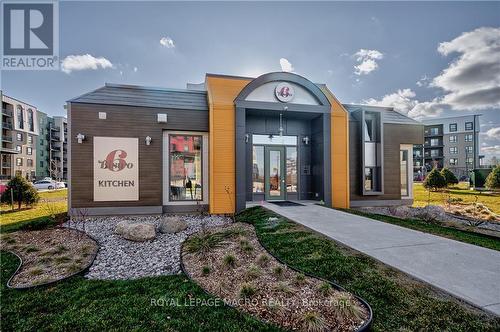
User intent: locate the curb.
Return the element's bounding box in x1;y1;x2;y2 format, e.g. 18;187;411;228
5;227;99;290
180;223;373;332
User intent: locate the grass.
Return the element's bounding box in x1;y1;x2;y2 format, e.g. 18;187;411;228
343;209;500;252
238;207;500;331
413;182;500;214
0;251;281;331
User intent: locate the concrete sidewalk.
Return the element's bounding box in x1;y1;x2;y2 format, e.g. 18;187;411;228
250;202;500;316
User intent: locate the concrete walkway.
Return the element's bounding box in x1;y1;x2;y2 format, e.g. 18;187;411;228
250;202;500;316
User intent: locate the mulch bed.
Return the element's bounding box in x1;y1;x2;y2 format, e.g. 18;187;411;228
182;223;369;331
0;228;98;288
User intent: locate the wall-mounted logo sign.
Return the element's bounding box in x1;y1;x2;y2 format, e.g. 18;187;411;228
275;82;295;103
94;137;138;201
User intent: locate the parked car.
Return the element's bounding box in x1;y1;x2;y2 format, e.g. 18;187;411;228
33;180;58;190
56;181;66;189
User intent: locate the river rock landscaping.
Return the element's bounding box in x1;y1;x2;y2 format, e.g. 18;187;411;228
0;228;98;288
66;215;230;280
182;222;371;332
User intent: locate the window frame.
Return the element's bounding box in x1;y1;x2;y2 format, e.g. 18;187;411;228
449;146;458;154
464;134;473;142
449;135;457;143
27;147;32;155
449;123;457;132
16;158;23;166
465;121;473;131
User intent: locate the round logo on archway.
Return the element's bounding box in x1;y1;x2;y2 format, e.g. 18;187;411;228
275;82;295;103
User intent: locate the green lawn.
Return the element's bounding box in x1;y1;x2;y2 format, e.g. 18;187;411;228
238;207;500;332
0;189;68;228
413;182;500;214
342;209;500;251
0;251;280;332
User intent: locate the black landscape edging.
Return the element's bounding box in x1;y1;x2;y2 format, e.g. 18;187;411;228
5;227;99;290
180;223;373;332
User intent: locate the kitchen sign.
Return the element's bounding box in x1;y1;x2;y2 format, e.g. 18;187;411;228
94;137;139;201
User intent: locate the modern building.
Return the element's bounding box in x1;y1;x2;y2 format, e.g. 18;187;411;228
37;112;68;181
414;115;481;179
1;92;39;181
68;72;423;215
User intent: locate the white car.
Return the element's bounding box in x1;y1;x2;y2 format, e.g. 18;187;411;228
33;180;58;190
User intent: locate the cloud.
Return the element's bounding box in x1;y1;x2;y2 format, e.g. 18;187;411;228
160;36;175;48
416;75;430;87
61;54;113;74
486;127;500;140
432;27;500;110
280;58;294;72
363;88;445;120
133;67;138;73
353;49;383;75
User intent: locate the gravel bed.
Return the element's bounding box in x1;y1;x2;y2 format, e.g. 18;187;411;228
65;215;231;280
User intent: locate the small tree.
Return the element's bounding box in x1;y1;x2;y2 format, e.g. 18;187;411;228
440;168;458;187
485;165;500;189
423;168;446;192
0;176;40;210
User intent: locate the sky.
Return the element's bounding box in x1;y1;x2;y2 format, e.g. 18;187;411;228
1;1;499;161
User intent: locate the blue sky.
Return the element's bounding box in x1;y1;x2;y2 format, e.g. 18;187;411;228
1;1;499;160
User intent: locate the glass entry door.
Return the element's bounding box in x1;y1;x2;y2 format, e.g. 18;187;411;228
265;146;285;201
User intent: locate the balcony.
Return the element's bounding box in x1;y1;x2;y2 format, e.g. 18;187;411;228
424;131;443;137
50;126;60;131
2;136;13;143
2;122;13;130
2;108;12;117
51;135;60;141
1;163;11;168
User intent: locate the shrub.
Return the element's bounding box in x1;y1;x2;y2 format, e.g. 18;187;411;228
423;168;446;191
275;282;294;294
257;254;270;267
318;281;332;296
335;293;364;321
222;254;236;268
440;168;458;186
295;273;306;285
485;165;500;189
201;266;210;276
245;265;261;280
0;176;40;209
273;266;284;279
300;311;327;332
184;232;226;256
239;283;256;298
472;170;486;188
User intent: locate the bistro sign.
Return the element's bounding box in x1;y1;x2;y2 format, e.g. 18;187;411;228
94;137;139;201
275;82;295;103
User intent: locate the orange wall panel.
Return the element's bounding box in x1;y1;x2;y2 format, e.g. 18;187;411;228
206;75;251;214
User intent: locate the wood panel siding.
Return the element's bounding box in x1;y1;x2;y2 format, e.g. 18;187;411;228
321;87;350;209
69;102;208;209
206;75;251;214
349;122;423;202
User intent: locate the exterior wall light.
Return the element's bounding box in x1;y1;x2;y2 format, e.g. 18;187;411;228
157;113;167;123
302;136;310;145
145;136;152;146
245;134;249;143
76;133;85;144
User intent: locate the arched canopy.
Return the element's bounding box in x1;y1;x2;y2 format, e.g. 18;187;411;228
235;72;331;112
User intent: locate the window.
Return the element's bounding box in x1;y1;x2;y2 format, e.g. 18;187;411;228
465;134;473;142
430;149;440;157
449;158;458;166
364;119;374;141
16;158;22;166
252;146;264;193
414;149;421;157
27;159;33;167
465;122;473;130
169;135;202;201
16;133;23;141
449;135;457;143
466;157;473;165
27;135;33;144
400;150;409;197
40;150;44;157
27;147;32;155
430;127;439;135
415;161;421;167
465;146;473;154
39;138;44;145
364;168;375;191
16;105;24;129
430;138;439;146
449;123;457;132
286;147;297;193
16;145;22;153
40;161;44;167
27;109;34;131
449;147;458;154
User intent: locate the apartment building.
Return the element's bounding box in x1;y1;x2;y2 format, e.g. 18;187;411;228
1;92;39;181
37;112;68;181
415;115;481;179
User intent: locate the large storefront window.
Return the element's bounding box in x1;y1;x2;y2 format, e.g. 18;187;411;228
286;147;297;192
169;135;202;201
252;146;264;193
